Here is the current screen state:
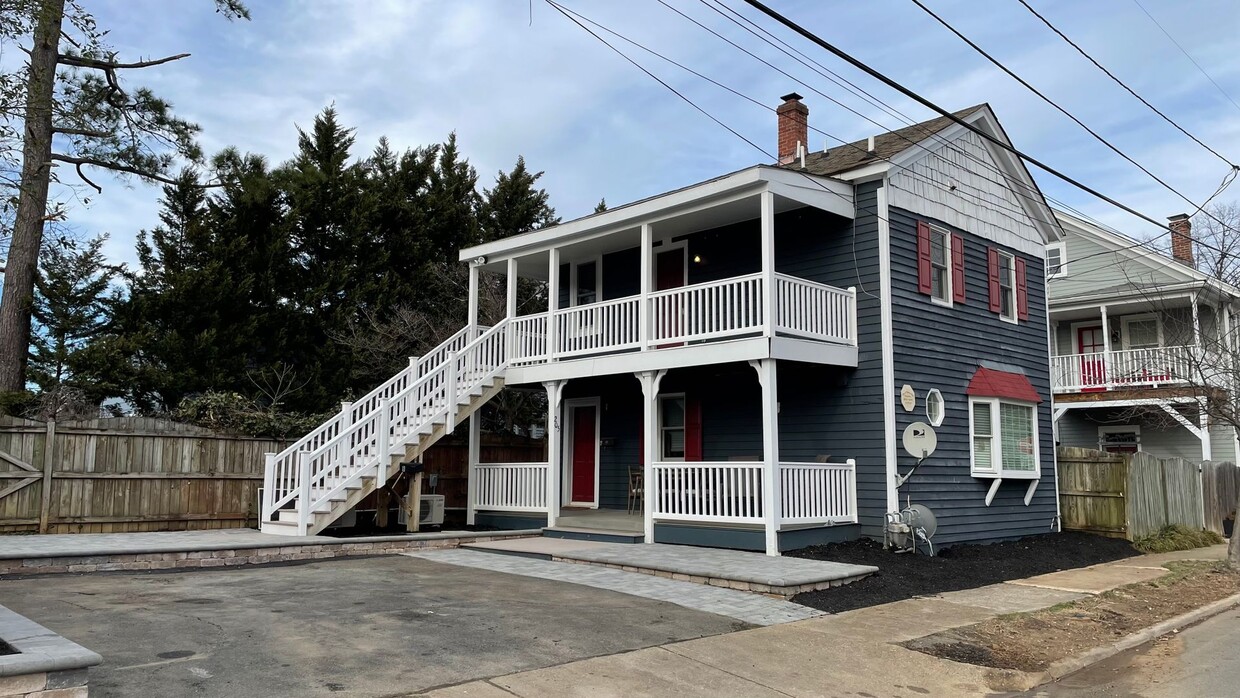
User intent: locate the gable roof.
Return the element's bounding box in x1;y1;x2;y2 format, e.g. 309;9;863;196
795;105;988;177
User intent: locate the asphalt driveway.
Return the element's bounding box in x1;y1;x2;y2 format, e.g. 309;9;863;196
0;555;745;697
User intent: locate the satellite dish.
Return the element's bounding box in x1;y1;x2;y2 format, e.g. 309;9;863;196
902;421;938;459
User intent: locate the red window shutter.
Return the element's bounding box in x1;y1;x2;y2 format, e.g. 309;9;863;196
685;396;703;462
1015;257;1029;320
916;221;932;295
987;247;1002;313
951;235;966;303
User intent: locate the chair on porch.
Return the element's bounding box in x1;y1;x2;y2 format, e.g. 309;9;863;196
627;466;644;514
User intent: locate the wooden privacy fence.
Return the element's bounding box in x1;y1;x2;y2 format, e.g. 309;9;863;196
0;416;288;534
1057;446;1235;540
0;416;546;534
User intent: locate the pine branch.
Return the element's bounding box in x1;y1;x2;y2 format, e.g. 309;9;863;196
53;126;110;138
57;53;191;70
51;153;222;188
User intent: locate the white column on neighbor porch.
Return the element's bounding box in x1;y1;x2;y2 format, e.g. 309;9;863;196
636;370;666;545
466;412;481;526
639;223;652;348
1199;397;1213;461
544;380;564;527
467;263;480;338
1192;293;1203;350
753;358;781;556
1100;304;1112;388
547;248;560;361
760;190;776;338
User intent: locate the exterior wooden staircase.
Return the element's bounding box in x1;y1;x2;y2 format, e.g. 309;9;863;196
260;322;510;536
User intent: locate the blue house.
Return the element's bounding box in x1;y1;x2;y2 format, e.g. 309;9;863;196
260;96;1064;555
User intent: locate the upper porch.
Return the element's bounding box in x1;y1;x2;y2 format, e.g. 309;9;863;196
459;166;861;383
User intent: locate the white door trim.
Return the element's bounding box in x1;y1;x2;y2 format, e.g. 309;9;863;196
564;397;602;508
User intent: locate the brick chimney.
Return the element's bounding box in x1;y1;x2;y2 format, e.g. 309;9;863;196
777;92;808;165
1169;213;1194;267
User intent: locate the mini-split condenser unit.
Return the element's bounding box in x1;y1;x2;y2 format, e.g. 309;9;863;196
398;495;445;527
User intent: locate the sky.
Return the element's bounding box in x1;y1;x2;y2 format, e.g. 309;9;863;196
51;0;1240;267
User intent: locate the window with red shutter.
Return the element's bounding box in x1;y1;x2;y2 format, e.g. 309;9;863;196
951;235;966;303
916;221;932;295
987;247;1002;313
1015;257;1029;320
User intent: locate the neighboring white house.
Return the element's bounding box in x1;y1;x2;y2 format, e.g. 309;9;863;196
1048;210;1240;462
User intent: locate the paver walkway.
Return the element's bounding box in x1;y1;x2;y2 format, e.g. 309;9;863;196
425;545;1232;697
407;548;825;626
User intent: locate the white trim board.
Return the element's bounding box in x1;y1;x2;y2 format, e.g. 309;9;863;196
563;398;601;509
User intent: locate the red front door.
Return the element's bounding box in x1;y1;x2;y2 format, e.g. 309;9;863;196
1077;326;1106;390
571;405;597;504
655;248;686;347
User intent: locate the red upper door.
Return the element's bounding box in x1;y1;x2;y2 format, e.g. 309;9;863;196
570;405;597;504
1077;326;1106;389
655;248;687;347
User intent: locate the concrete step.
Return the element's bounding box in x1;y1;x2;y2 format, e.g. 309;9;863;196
542;527;645;544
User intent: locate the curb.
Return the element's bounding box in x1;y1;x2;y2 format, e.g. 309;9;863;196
1036;589;1240;685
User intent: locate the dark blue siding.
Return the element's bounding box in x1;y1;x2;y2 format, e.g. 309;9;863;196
563;375;642;509
888;206;1057;545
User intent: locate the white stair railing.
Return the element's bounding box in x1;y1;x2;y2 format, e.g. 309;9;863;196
262;321;510;531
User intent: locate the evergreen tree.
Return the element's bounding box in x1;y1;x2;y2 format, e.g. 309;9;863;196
29;233;121;407
479;155;559;242
594;198;607;213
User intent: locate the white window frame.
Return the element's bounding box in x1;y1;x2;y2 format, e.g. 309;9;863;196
569;256;602;307
657;393;686;462
1098;425;1141;452
925;388;944;427
997;250;1017;324
929;226;953;307
1120;313;1164;350
1045;242;1066;279
968;397;1040;479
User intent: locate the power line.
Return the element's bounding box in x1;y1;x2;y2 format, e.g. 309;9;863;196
1130;0;1240;116
908;0;1235;228
1016;0;1236;169
740;0;1194;233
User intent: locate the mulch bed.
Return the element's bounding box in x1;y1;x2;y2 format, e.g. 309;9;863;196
788;532;1139;613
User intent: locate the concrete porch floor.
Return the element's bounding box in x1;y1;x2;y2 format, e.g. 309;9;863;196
554;507;643;533
461;538;877;597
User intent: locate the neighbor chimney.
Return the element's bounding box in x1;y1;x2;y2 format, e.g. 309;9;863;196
1169;213;1194;267
777;92;809;165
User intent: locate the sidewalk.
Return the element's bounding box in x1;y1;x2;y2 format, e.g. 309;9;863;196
423;544;1229;698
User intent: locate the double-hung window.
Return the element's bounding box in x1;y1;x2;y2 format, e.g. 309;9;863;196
970;397;1039;478
997;251;1016;322
930;227;951;304
659;395;686;461
1046;243;1066;278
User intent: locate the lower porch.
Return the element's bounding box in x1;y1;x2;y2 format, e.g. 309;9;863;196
466;361;862;555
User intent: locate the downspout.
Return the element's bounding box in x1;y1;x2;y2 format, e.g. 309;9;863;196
876;179;899;519
1046;273;1062;532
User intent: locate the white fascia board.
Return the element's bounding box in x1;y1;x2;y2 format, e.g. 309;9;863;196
762;168;855;219
831;162;890;182
1049;286;1200;311
1055;396;1199;410
459;166;773;262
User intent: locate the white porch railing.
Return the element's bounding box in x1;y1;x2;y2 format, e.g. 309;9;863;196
554;295;642;358
474;463;549;512
774;274;858;346
1051;345;1193;392
649;273;765;345
509;313;549;366
650;461;765;523
779;460;858;526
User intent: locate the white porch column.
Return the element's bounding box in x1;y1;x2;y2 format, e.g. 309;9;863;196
1192;293;1202;350
639;223;652;348
752;358;781;556
1199;397;1213;461
467;263;480;338
636;370;666;544
547;248;560;361
760;190;776;338
544;380;564;527
1099;304;1111;388
506;258;519;319
466;414;481;526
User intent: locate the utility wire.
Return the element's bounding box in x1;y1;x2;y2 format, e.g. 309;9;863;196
1016;0;1236;169
908;0;1235;227
1131;0;1240;116
741;0;1195;233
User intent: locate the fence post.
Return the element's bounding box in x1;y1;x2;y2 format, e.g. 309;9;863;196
37;420;56;533
261;452;275;524
377;397;391;486
298;451;312;536
846;458;858;523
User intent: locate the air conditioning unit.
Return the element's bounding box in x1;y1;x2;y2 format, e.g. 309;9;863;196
398;495;445;527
